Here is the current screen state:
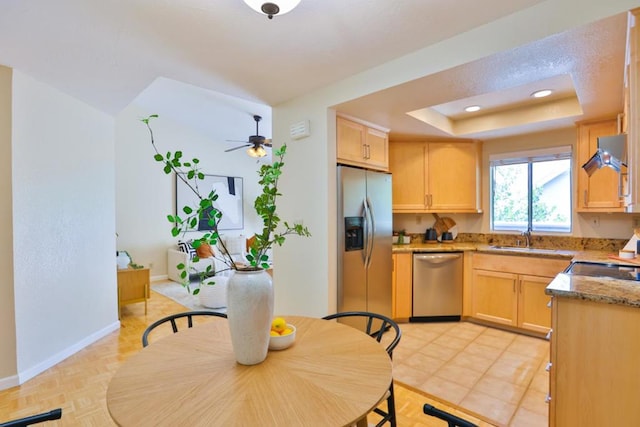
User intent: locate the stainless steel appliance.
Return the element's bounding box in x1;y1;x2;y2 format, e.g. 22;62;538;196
565;261;640;281
412;253;463;321
337;165;393;325
582;134;627;176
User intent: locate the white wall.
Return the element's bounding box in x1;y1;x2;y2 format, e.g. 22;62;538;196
0;66;17;386
115;102;272;279
10;70;119;384
269;106;336;318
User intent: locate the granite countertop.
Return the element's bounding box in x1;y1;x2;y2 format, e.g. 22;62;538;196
546;273;640;308
392;242;477;253
392;242;575;259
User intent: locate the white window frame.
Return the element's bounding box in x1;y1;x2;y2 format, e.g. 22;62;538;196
490;146;573;233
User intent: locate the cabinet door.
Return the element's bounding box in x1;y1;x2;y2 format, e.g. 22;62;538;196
389;142;427;211
337;117;366;164
392;253;413;320
624;9;640;211
428;141;481;212
365;127;388;170
576;119;624;211
118;268;150;303
517;274;552;333
550;298;640;426
471;269;517;326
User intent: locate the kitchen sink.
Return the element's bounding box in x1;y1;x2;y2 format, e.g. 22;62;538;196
489;245;559;254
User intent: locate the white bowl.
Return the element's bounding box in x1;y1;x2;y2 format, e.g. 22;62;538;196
269;324;296;350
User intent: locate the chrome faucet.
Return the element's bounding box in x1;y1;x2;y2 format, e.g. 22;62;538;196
521;227;532;248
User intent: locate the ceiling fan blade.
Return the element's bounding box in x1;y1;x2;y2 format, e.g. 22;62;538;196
226;139;250;143
225;144;250;153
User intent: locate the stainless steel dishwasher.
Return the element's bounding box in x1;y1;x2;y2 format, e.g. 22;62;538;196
411;252;463;322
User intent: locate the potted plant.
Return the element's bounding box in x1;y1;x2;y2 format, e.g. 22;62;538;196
142;115;310;365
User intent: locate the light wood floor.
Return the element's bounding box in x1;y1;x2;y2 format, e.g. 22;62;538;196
0;290;489;426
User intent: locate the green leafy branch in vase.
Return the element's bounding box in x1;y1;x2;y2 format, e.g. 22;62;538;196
248;145;311;269
141;114;310;293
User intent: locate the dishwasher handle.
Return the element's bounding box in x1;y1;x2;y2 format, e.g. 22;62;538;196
414;253;462;265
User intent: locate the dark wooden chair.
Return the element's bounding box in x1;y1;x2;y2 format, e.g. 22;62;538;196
0;408;62;427
322;311;402;427
423;403;478;427
142;310;227;347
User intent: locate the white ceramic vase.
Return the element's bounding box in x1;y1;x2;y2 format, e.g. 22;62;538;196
226;269;274;365
116;251;130;270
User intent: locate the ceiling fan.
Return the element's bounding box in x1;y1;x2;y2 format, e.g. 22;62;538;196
225;115;272;158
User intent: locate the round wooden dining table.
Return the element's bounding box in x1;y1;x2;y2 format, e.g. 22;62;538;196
106;315;392;426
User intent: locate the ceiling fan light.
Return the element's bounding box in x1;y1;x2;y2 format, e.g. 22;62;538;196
247;146;267;158
243;0;301;19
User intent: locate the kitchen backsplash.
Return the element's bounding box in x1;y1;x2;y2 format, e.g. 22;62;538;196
404;232;627;252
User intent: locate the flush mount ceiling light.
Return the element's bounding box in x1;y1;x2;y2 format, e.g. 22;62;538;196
247;145;267;158
243;0;301;19
531;89;553;98
464;105;481;112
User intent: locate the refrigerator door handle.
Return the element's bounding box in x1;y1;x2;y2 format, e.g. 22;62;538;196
362;198;370;268
364;197;375;269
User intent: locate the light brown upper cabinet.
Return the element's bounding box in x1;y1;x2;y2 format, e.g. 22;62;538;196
624;8;640;211
336;116;389;171
576;118;625;212
389;141;482;213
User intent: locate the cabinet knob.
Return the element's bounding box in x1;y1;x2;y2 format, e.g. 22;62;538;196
545;329;553;340
547;299;553;308
545;394;552;403
545;362;552;372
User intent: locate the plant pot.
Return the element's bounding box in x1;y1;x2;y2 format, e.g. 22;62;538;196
226;269;274;365
199;276;229;309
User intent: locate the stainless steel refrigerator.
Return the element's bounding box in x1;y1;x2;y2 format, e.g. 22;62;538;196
337;165;393;328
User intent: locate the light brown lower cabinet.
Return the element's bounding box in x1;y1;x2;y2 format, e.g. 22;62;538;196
471;254;569;334
549;297;640;426
392;253;412;321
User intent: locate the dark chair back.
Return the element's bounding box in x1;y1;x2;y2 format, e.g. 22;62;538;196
423;403;478;427
322;311;401;427
0;408;62;427
142;310;227;347
322;311;401;356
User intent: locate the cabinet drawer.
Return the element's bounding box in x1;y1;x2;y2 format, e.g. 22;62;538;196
473;253;569;277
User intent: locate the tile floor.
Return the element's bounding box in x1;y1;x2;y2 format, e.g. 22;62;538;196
392;321;549;427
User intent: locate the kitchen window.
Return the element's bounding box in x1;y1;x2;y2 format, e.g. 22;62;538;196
490;146;572;233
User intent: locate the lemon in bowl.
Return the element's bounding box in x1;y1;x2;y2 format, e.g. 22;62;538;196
268;324;296;350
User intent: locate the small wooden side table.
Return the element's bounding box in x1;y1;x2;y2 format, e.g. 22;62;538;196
117;267;150;318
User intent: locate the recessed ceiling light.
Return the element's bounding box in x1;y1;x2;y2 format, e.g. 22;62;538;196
532;89;553;98
464;105;481;112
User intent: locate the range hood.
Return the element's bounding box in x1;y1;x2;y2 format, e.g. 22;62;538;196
582;134;627;177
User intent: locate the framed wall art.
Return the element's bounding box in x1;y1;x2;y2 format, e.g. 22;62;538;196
175;173;244;231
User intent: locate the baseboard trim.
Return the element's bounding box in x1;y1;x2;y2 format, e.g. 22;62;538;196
17;320;121;385
0;374;19;391
151;273;168;282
